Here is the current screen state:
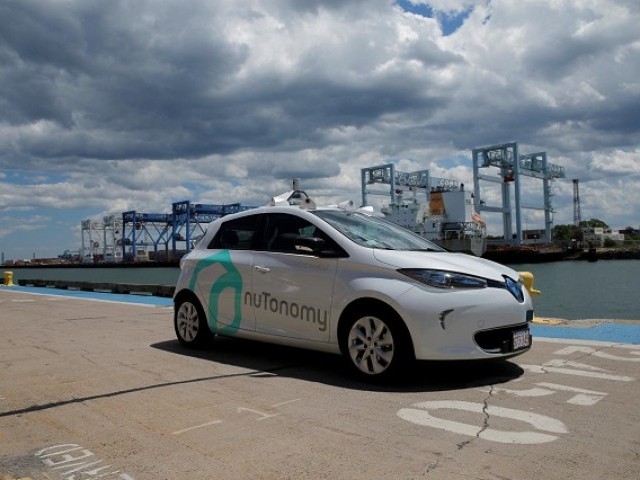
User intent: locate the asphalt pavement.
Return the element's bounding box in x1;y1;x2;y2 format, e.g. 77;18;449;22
1;287;639;479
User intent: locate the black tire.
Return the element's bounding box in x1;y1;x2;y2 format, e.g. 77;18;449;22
339;309;413;382
174;295;212;348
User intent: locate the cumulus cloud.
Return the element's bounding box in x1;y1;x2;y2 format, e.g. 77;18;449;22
589;149;640;176
0;0;639;257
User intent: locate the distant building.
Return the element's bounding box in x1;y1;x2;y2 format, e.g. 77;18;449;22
583;227;625;247
522;229;546;242
619;227;639;236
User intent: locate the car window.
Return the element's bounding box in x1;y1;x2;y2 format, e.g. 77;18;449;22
261;213;320;253
262;213;340;253
208;214;261;250
313;210;444;251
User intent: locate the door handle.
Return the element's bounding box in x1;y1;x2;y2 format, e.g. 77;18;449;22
254;265;270;273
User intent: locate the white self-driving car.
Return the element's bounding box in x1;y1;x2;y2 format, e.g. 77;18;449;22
173;196;533;381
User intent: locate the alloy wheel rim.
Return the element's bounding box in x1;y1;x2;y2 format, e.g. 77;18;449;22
178;302;199;342
347;316;394;375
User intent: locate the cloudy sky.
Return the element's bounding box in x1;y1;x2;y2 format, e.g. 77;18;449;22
1;0;639;260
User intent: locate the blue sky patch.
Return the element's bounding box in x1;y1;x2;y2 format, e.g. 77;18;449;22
396;0;434;18
396;0;473;36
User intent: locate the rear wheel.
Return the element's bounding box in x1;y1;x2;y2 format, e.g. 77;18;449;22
340;310;412;382
174;296;212;348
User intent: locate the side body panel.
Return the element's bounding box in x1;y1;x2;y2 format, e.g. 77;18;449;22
250;251;338;341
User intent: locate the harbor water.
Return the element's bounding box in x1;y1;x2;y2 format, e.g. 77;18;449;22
7;259;640;321
510;259;640;321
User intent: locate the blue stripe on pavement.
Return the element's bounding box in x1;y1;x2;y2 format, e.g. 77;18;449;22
4;285;173;307
532;323;640;345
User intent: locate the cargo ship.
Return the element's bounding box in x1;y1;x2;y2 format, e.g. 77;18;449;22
361;164;487;256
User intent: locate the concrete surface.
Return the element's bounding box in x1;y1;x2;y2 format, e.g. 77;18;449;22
1;288;639;479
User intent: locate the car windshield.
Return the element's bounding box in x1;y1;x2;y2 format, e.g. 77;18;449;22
313;210;444;251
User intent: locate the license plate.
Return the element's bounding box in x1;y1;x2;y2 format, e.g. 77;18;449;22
513;329;531;350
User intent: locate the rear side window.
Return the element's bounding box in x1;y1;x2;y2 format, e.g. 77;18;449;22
208;214;261;250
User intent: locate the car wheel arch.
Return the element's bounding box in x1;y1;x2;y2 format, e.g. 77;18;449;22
173;289;214;348
337;297;416;360
173;288;201;308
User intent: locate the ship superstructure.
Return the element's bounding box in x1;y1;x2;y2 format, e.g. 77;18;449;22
361;164;487;256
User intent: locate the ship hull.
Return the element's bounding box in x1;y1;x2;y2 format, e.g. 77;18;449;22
439;237;487;257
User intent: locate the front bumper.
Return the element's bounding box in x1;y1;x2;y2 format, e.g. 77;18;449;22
396;285;534;361
474;321;532;355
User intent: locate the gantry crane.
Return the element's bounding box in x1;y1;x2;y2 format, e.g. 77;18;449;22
472;142;565;246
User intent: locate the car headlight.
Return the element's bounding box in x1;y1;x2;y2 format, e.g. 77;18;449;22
399;269;488;289
505;276;525;302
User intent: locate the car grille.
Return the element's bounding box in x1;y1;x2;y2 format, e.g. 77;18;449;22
474;322;531;354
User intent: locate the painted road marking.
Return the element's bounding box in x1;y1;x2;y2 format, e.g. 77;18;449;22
237;407;282;420
236;398;301;420
397;400;568;444
34;444;134;479
535;382;606;406
521;360;634;381
237;398;301;420
171;420;223;435
553;345;640;361
482;382;607;406
270;398;301;408
399;340;637;445
171;399;300;434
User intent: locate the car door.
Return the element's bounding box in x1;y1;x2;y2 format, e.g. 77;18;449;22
250;212;339;342
191;214;261;335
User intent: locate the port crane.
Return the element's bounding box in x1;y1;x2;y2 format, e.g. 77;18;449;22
81;201;253;262
472;142;565;246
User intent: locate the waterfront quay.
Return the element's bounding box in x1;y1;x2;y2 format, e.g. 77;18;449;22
1;287;639;480
15;278;175;297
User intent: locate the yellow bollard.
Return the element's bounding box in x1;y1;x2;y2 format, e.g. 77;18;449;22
518;271;540;296
517;271;564;324
3;271;14;287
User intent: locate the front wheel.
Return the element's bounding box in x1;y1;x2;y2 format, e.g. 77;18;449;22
174;296;212;348
340;311;412;382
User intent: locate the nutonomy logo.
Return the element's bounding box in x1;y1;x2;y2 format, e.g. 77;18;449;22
190;250;243;334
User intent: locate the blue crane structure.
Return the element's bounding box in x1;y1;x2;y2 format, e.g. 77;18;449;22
121;201;254;261
121;211;172;261
169;201;250;255
472;142;565;246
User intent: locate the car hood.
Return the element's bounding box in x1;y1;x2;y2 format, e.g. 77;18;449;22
372;249;519;282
